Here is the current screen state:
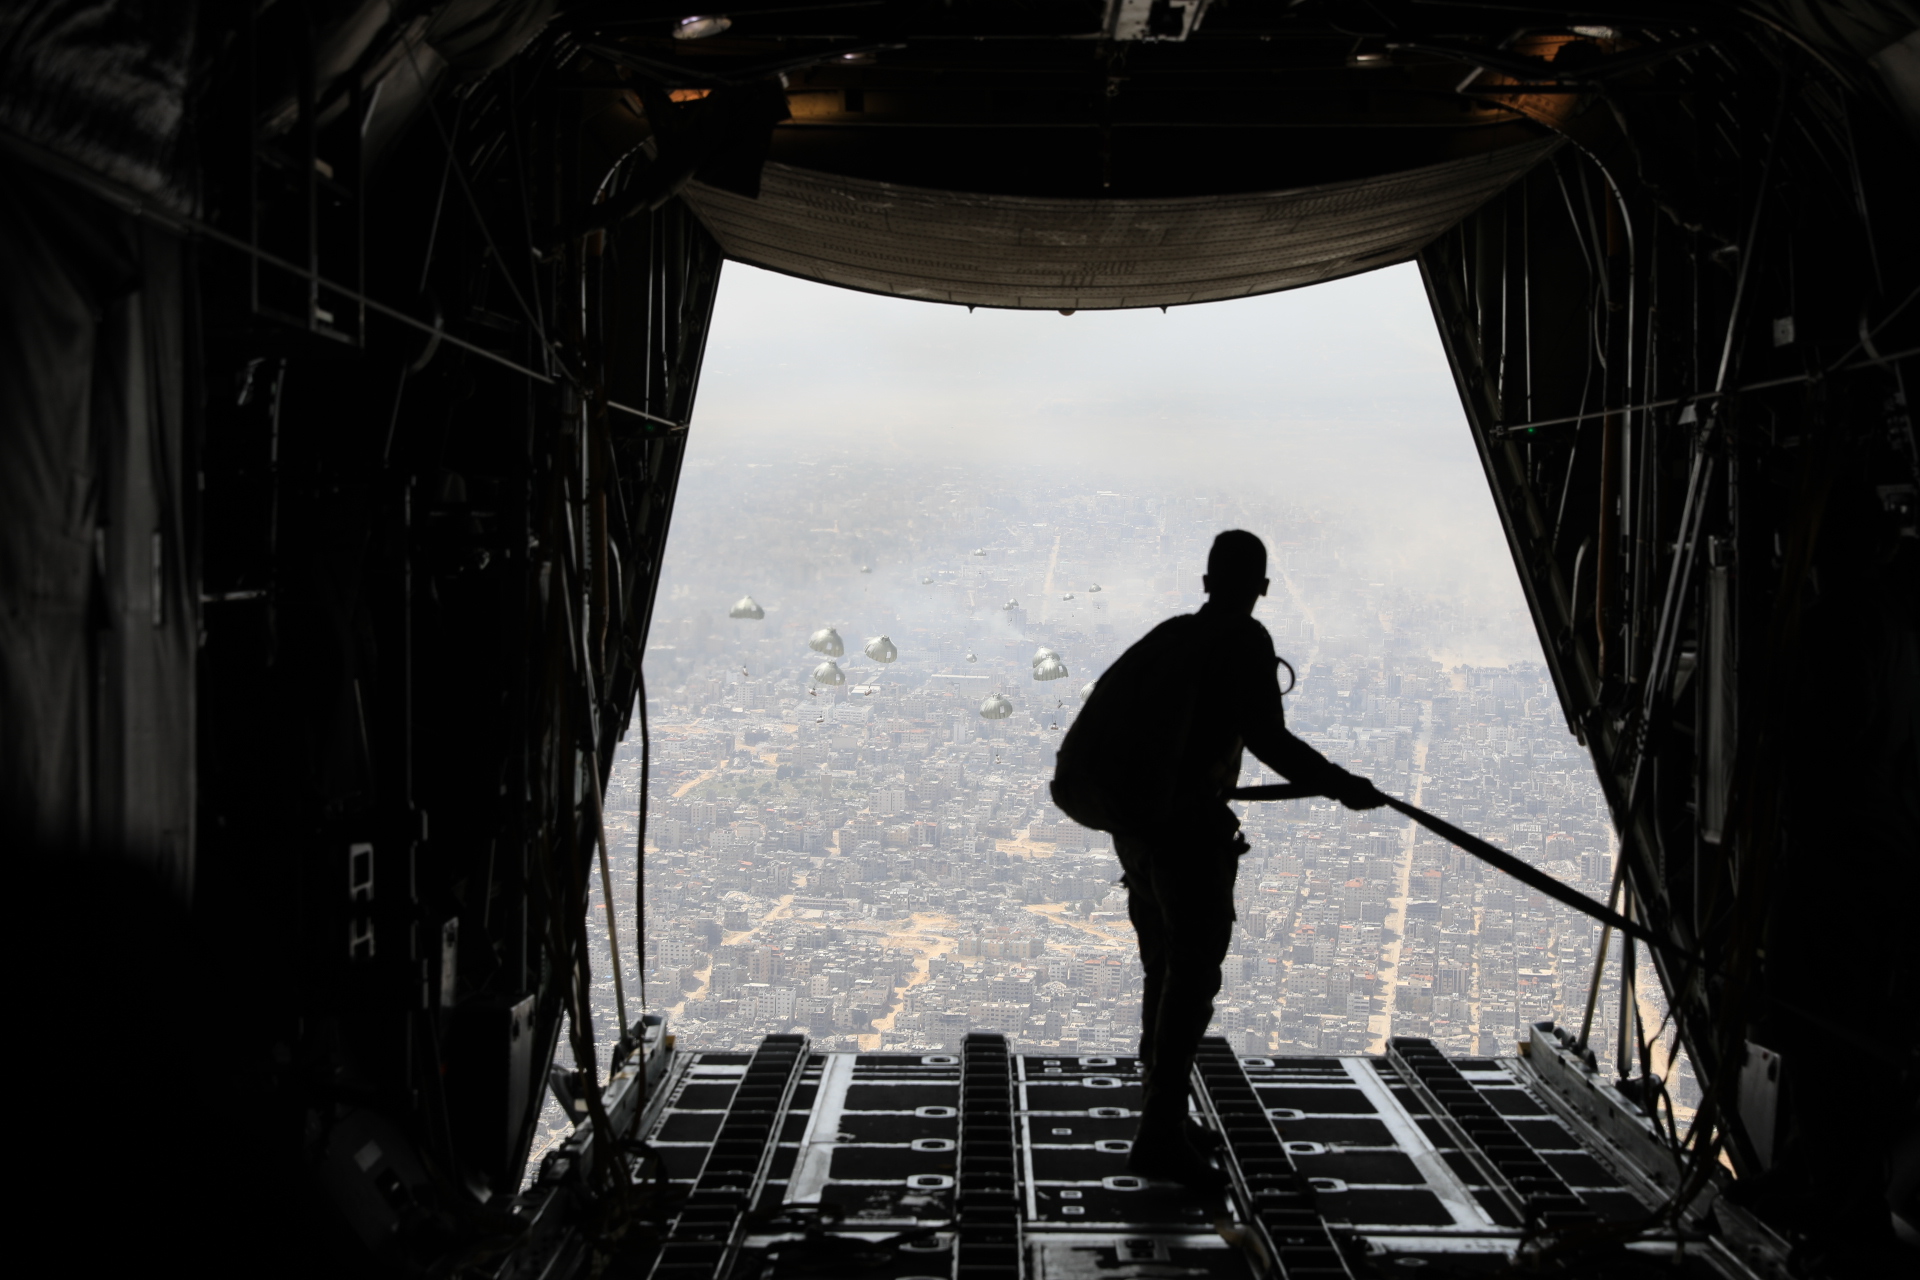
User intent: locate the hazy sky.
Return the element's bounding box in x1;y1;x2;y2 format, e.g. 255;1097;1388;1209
681;261;1544;665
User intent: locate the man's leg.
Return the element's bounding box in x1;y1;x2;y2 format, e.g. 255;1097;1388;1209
1126;839;1236;1187
1138;847;1235;1121
1115;836;1166;1084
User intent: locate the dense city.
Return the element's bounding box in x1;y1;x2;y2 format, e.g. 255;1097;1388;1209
520;457;1693;1171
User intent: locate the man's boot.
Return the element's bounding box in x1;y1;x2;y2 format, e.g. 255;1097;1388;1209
1126;1094;1226;1191
1136;1048;1224;1156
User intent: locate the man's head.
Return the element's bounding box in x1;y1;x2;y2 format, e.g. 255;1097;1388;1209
1203;529;1270;611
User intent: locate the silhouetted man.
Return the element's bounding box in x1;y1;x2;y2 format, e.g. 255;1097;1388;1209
1053;529;1383;1188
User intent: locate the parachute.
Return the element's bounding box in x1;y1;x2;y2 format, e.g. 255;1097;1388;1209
964;651;978;663
812;661;846;686
922;576;934;585
1061;592;1075;601
1003;599;1019;610
979;693;1014;720
1088;583;1102;593
1079;680;1097;703
1033;656;1070;682
863;635;898;663
729;596;765;619
859;565;872;573
1031;647;1059;668
972;548;987;557
808;627;845;656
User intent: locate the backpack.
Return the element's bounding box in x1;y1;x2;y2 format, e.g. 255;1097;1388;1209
1049;617;1199;835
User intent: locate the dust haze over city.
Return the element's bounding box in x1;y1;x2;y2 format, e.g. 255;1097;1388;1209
538;263;1679;1165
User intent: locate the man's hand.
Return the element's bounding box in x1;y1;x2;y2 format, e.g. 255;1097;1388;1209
1327;770;1387;810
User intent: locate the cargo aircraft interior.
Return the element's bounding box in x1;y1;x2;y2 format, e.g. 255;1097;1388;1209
2;2;1916;1278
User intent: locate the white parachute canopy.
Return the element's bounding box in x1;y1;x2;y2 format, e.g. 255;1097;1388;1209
729;595;765;619
1079;680;1098;703
979;693;1014;720
922;576;934;585
864;635;898;663
808;627;845;656
1061;592;1075;601
964;651;978;663
1031;646;1059;668
1088;583;1102;593
812;660;846;686
1033;655;1070;682
971;548;987;557
1003;599;1019;610
859;565;872;574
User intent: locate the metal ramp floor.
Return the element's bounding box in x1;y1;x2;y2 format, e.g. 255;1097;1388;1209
564;1027;1779;1279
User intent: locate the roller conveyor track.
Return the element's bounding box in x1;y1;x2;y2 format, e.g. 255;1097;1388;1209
1191;1036;1354;1277
956;1032;1022;1278
650;1034;810;1279
1384;1036;1595;1233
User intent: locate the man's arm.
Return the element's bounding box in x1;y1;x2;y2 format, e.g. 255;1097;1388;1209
1243;717;1383;809
1238;624;1383;809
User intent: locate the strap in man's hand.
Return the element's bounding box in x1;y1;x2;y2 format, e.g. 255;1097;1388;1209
1230;781;1670;957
